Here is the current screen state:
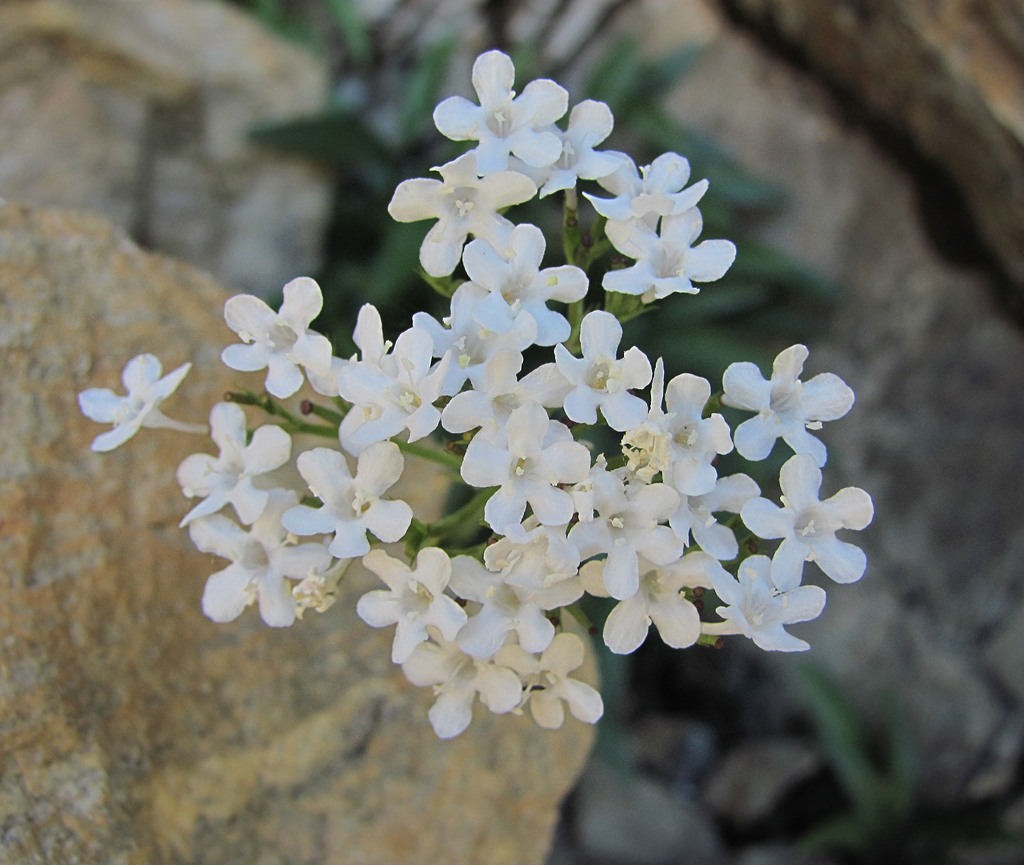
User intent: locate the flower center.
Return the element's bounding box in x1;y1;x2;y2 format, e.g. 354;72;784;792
268;321;298;351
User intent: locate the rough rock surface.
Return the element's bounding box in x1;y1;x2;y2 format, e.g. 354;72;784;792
0;202;594;865
719;0;1024;310
0;0;330;296
654;3;1024;804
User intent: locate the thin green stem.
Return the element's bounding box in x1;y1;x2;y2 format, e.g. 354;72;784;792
225;390;338;438
427;486;494;540
394;438;463;471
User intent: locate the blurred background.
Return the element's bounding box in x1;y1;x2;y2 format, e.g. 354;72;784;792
4;0;1024;862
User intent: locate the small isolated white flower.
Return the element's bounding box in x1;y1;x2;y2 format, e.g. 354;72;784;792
460;401;591;532
189;489;332;628
583;152;709;228
463;224;588;346
567;464;682;600
221;277;334;399
177;402;291;526
741;453;873;591
582;552;724;654
432;49;568;174
705;555;826;652
723;344;855;467
402;629;524;739
282;442;412;559
669;473;761;561
78;353;204;452
337;324;450;454
357;548;469;664
603;210;737;302
498;632;603;729
388;151;536;277
450;553;582;659
519;99;625;197
553;310;653;432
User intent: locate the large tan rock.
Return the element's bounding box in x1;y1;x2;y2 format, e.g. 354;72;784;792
721;0;1024;310
0;0;330;296
0;202;594;865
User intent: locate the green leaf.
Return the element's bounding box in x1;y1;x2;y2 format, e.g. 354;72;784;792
399;37;458;145
324;0;371;66
583;37;644;115
249;110;394;166
637;44;704;100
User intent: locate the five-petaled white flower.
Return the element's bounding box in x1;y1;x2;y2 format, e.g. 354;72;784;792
567;465;682;600
553;310;653;432
460;401;591;532
177;401;291;526
388;152;536;277
603;210;737;302
432;49;568;175
582;552;724;654
78;353;204;452
462;224;588;346
221;277;334;399
583;152;709;229
723;344;855;467
282;442;412;559
189;489;333;628
402;628;524;739
498;632;604;729
741;453;873;591
704;555;827;652
358;548;470;665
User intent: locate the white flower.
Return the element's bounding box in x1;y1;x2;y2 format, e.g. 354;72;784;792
704;555;826;652
723;344;855;467
631;358;733;495
221;277;334;399
402;629;524;739
741;453;873;590
413;283;536;396
387;152;536;277
498;633;603;729
462;224;588;346
567;465;682;600
460;401;591;532
582;552;724;654
78;353;204;452
669;473;761;561
583;152;709;228
189;489;332;628
440;348;569;438
449;551;582;659
337;325;450;454
432;49;568;174
176;402;291;526
553;310;653;432
282;442;412;559
515;100;625;197
603;210;736;302
357;548;469;664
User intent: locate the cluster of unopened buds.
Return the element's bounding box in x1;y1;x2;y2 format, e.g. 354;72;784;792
79;50;873;739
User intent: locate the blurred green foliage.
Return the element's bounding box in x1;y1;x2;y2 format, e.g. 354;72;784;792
797;666;1023;864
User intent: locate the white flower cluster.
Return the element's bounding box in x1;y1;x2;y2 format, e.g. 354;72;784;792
78;50;873;739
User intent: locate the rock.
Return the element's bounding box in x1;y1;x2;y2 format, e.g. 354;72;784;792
721;0;1024;310
574;760;724;865
656;2;1024;803
0;202;593;865
705;739;820;827
0;0;330;296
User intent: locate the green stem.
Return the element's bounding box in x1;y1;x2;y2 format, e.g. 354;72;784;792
564;299;585;356
427;486;495;541
562;188;581;267
394;438;463;471
225;391;338;438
